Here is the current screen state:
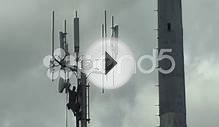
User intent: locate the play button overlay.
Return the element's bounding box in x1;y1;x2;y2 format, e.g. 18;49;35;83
85;39;135;89
105;51;117;75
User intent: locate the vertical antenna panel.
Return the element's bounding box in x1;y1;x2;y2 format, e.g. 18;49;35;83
114;25;119;58
64;20;67;34
59;31;65;60
115;25;118;37
112;16;114;29
59;32;65;49
74;12;80;53
63;20;69;55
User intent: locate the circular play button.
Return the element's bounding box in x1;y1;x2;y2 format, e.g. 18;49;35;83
84;39;135;89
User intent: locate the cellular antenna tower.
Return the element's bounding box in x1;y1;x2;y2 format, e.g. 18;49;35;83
47;10;119;127
158;0;187;127
50;11;90;127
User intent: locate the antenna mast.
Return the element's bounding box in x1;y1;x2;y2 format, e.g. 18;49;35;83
47;10;119;127
52;11;55;57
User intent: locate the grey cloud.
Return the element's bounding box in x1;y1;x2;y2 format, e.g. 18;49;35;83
1;0;219;127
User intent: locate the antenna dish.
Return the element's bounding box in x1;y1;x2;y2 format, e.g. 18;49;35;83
58;78;67;93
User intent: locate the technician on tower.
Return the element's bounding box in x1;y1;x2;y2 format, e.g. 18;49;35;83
67;86;80;116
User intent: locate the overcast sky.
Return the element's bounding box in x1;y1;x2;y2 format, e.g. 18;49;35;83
0;0;219;127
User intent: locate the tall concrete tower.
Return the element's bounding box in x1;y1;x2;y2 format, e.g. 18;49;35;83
158;0;187;127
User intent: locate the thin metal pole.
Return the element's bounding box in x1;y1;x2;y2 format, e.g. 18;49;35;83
104;10;108;82
65;92;68;127
104;10;107;38
52;11;55;57
101;24;105;93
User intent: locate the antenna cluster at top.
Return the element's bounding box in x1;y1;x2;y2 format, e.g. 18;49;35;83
46;10;119;127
